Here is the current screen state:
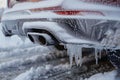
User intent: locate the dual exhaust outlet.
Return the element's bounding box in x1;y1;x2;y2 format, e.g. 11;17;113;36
27;32;55;46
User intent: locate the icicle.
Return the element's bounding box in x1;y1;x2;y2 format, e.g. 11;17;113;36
66;44;70;55
75;45;82;66
66;44;75;67
74;45;83;66
66;44;83;67
78;46;82;66
95;48;98;65
75;51;79;66
98;49;102;59
99;49;102;59
69;53;74;67
104;48;108;54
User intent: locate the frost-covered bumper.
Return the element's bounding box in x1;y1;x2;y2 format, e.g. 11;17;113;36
23;21;94;44
23;18;120;48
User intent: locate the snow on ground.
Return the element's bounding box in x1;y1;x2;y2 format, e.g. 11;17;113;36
14;64;69;80
86;70;117;80
0;46;50;70
0;45;49;60
0;23;50;61
0;23;52;80
14;65;117;80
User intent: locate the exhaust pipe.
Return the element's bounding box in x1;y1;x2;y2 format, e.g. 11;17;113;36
27;32;55;46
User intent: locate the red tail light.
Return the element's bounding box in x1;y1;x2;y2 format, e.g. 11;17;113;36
54;11;81;15
54;11;104;16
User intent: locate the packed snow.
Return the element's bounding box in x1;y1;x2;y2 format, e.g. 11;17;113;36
14;64;69;80
86;70;117;80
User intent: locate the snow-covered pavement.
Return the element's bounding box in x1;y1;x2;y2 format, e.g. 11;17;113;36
86;70;117;80
0;23;52;80
0;23;117;80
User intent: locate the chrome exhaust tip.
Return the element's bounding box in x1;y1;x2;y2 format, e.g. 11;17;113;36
27;32;55;46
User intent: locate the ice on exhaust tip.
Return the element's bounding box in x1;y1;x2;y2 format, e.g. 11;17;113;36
66;44;105;67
